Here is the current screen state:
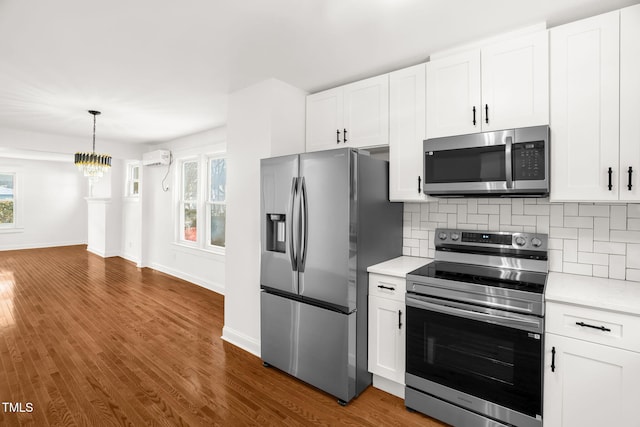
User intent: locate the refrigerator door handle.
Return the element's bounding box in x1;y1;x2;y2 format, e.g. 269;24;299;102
289;177;298;272
298;177;309;273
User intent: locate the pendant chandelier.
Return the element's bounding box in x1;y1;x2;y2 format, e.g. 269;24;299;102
74;110;112;179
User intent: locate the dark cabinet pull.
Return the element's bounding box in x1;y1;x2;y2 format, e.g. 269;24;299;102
472;106;476;126
418;176;422;194
485;104;489;124
551;347;556;372
576;321;611;332
343;128;347;143
628;167;633;191
608;167;613;191
377;285;395;291
336;129;341;144
398;310;402;329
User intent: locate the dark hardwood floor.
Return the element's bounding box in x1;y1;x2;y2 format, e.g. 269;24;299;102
0;246;448;426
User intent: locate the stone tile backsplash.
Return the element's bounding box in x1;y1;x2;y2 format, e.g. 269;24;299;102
403;198;640;282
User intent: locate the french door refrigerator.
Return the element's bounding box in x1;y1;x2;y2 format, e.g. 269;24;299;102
260;148;402;404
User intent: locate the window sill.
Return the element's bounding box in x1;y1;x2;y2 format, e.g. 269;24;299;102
171;242;226;257
0;227;24;234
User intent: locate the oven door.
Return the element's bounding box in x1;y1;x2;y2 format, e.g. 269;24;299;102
406;294;543;426
423;129;514;195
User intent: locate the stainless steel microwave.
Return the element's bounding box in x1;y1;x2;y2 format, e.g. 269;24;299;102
423;125;549;197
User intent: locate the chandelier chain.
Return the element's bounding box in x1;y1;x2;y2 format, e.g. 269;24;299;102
92;112;97;153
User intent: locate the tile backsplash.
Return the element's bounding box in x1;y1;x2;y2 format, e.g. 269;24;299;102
403;198;640;282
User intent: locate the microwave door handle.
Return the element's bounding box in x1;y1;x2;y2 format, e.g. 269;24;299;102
505;135;513;189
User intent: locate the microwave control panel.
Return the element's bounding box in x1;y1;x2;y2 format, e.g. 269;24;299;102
513;141;545;181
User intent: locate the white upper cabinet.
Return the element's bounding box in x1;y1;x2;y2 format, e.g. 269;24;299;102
305;87;343;153
343;75;389;149
389;63;429;202
550;11;621;201
306;74;389;152
426;50;481;138
620;3;640;201
426;30;548;139
481;31;549;131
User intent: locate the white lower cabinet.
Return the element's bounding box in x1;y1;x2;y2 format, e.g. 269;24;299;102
368;296;404;382
544;302;640;427
368;273;406;398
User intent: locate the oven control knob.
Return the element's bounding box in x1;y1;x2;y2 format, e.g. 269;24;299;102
438;232;448;241
531;237;542;247
515;236;527;246
451;232;460;241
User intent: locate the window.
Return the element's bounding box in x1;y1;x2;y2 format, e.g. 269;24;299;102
126;163;140;197
207;157;226;248
180;160;199;243
0;173;15;228
175;153;226;252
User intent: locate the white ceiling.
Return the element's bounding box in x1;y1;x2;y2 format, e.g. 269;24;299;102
0;0;637;145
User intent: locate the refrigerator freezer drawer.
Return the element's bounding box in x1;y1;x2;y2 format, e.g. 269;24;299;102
260;291;357;402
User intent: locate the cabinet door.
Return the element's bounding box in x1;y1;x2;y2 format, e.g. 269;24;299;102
426;49;481;138
368;295;405;384
619;4;640;201
305;87;344;152
550;11;620;201
343;74;389;149
389;63;428;202
481;30;549;131
544;334;640;427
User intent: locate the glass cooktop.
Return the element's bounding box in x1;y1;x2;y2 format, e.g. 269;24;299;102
408;261;547;294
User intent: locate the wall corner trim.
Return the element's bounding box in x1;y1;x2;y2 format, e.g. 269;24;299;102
221;326;261;357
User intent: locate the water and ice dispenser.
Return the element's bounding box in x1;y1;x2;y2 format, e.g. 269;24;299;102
266;214;286;253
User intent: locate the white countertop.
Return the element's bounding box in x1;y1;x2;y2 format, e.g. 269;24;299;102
367;256;431;278
546;272;640;316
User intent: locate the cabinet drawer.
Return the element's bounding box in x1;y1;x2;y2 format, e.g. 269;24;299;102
369;273;405;302
546;301;640;352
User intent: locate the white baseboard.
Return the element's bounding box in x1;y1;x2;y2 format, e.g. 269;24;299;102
372;374;405;399
119;252;141;265
148;261;225;295
87;247;121;258
221;326;260;357
0;240;86;252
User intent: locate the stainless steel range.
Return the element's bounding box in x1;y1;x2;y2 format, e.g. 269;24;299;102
405;228;548;427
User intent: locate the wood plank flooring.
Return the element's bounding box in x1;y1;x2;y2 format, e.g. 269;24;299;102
0;246;449;426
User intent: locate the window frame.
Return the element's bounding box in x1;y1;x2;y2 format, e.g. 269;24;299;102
205;155;226;252
125;162;141;198
0;171;20;232
178;157;200;246
174;149;226;254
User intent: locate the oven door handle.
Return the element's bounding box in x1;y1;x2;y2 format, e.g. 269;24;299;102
406;295;543;333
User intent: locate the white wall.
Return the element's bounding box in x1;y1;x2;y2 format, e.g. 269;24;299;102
1;126;138;253
223;79;307;356
133;128;227;294
121;197;141;263
403;198;640;281
0;157;88;250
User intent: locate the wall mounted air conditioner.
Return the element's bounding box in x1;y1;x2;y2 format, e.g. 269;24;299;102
142;149;171;166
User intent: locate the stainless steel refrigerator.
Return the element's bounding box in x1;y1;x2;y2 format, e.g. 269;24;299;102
260;148;402;405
